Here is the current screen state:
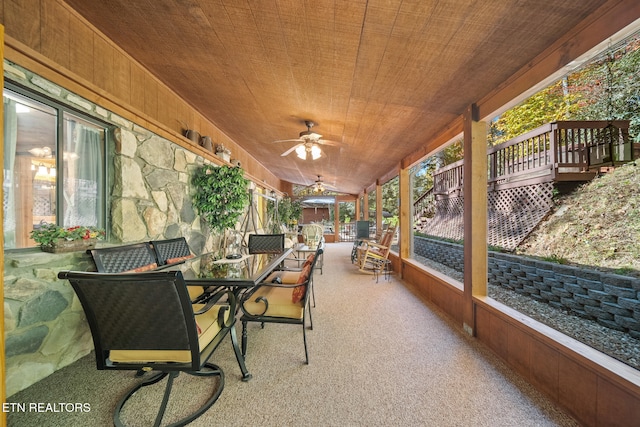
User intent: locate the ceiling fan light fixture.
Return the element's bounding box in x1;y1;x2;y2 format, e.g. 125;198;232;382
311;144;322;160
295;145;307;160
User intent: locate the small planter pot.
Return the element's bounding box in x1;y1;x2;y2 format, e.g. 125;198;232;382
40;238;98;254
216;152;231;162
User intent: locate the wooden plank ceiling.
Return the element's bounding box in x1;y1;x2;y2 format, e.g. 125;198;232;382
62;0;613;195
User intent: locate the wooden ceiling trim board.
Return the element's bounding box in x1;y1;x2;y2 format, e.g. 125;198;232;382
129;62;146;115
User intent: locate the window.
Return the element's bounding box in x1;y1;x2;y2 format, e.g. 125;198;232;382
3;86;107;249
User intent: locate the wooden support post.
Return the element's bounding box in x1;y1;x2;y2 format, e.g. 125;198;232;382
399;168;411;260
0;23;7;422
363;190;369;220
463;104;487;336
375;181;383;233
333;201;340;242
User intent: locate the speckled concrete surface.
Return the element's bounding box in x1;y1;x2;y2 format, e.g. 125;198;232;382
8;243;577;427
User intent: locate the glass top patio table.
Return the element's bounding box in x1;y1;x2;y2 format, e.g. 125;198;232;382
166;248;292;288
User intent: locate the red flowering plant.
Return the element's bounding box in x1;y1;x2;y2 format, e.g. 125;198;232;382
30;222;106;248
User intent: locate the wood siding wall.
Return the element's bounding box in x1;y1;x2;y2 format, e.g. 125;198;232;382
0;0;283;192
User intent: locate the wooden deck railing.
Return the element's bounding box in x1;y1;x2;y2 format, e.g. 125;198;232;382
430;120;631;197
413;187;435;225
418;120;632;218
488;120;631;186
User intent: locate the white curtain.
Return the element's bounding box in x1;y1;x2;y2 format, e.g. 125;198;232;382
3;98;18;247
63;122;104;227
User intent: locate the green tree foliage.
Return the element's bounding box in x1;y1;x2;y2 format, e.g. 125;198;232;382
569;37;640;141
382;176;399;217
490;34;640;144
489;80;579;145
367;191;376;217
338;202;355;222
267;196;302;231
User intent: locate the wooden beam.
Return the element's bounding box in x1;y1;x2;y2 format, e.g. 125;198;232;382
400;1;640;180
0;23;7;425
462;104;488;336
377;164;400;187
363;190;369;220
333;202;340;242
399;167;411;260
376;182;383;232
403;116;464;170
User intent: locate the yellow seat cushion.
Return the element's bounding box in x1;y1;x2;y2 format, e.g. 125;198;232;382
266;271;302;284
187;285;206;301
109;303;229;364
243;286;304;319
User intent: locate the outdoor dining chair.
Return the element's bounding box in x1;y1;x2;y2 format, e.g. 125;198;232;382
239;246;323;365
57;270;249;426
150;237;195;266
247;233;285;254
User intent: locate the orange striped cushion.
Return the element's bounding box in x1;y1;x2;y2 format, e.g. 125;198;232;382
292;265;311;303
124;263;158;273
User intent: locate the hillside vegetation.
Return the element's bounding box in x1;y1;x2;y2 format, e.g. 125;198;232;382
517;161;640;277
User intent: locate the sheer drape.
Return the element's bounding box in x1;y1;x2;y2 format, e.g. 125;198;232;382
63;122;104;227
3;99;18;247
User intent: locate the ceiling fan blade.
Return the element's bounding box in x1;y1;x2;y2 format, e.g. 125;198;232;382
281;143;303;157
316;139;343;147
271;138;303;144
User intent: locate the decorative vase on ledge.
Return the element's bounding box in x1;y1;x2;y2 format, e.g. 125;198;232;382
40;238;98;254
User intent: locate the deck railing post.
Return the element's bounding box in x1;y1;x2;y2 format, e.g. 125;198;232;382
549;123;558;181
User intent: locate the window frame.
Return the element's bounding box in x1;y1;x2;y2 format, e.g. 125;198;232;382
4;80;110;249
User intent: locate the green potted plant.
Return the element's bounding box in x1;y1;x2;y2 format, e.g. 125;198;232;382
384;215;399;227
192;164;250;233
267;196;302;233
30;223;106;253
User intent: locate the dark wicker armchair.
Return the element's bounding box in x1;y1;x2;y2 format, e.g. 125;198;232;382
239;246;323;364
150;237;195;266
57;270;249;426
247;233;285;254
89;242;158;273
90;241;207;304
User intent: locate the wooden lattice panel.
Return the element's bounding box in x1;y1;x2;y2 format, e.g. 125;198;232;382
420;196;464;242
488;182;555;250
417;182;555;251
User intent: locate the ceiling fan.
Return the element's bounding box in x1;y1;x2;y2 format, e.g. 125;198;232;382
273;120;341;160
307;175;336;194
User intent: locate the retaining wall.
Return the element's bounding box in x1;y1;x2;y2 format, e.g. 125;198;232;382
414;236;640;338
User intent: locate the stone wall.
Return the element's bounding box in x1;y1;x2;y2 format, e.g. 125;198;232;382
414;236;640;338
4;251;94;396
3;62;226;396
